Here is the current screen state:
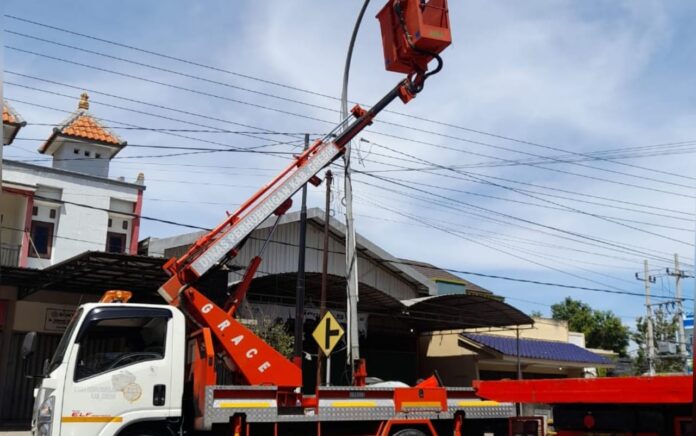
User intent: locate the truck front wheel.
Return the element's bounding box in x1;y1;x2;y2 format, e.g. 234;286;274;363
118;421;175;436
392;429;428;436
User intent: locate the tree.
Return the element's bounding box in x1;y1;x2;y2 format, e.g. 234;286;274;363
632;309;685;375
529;310;544;318
251;317;294;359
551;297;629;356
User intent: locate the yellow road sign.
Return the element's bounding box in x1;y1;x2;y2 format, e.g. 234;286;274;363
312;311;345;356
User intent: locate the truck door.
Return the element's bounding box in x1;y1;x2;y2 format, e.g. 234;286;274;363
59;307;174;436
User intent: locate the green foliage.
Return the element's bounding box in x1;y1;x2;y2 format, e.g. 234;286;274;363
632;310;685;375
250;317;294;360
551;297;629;356
529;310;544;318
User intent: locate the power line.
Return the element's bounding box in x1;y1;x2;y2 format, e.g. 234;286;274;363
365;155;694;217
26;194;683;303
359;140;694;243
25;122;325;136
4;15;345;102
5;30;340;115
6;47;333;127
6;20;696;280
357;194;643;293
359;131;694;199
5;98;298;159
7;47;695;196
352;189;672;269
13;79;681;227
354;175;692;267
451;142;696;169
7;16;696;185
4;79;308;148
9;69;694;209
371;173;692;233
387;259;692;301
354;203;643;270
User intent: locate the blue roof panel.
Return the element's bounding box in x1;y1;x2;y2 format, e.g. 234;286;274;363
462;333;612;365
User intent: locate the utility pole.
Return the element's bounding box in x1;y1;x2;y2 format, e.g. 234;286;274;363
693;194;696;426
293;134;310;367
636;260;656;375
316;170;332;387
515;327;522;416
667;253;689;373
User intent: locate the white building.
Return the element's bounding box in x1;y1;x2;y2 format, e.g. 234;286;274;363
0;94;150;426
1;93;145;269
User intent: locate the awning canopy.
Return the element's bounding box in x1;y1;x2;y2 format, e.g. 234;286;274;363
3;251;169;299
403;294;533;331
3;252;533;331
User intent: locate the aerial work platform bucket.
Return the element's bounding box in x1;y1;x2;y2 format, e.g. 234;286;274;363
377;0;452;74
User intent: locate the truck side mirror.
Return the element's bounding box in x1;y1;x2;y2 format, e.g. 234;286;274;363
21;331;37;360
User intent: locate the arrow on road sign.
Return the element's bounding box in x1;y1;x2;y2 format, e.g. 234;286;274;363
312;311;345;356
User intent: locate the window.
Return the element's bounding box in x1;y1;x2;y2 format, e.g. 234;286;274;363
49;209;57;219
106;232;127;253
29;221;54;258
32;206;38;216
73;148;79;154
48;308;83;373
122;220;128;230
74;315;167;381
84;150;91;157
95;153;101;159
108;218;113;227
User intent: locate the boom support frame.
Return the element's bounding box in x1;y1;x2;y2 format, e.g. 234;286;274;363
156;0;452;395
157;78;420;390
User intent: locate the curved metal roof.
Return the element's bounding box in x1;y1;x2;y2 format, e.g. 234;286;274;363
402;294;533;331
237;272;406;314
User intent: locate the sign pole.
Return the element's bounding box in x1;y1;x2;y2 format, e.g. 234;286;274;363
326;355;331;387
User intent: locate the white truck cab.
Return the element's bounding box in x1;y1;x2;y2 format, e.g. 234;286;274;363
28;302;186;436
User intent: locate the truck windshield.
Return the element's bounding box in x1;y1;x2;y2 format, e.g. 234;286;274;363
48;308;83;373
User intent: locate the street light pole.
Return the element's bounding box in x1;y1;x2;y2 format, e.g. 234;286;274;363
341;0;370;378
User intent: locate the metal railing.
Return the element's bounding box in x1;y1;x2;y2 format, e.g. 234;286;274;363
0;243;21;267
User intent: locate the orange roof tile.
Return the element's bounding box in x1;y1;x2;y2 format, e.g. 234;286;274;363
61;114;122;145
3;105;15;124
3;101;24;125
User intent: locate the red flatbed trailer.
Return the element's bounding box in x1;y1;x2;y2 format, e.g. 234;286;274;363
475;376;693;436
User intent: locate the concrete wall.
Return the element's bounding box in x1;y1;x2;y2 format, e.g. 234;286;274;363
0;192;27;248
466;318;570;342
568;331;586;347
419;330;477;357
418;332;479;386
419;355;479;386
13;300;78;334
3;161;141;266
51;139;113;178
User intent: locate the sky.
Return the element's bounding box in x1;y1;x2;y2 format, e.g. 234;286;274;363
3;1;696;346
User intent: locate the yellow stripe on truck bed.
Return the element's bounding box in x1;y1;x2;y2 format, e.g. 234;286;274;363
401;401;442;408
330;401;378;408
457;400;500;407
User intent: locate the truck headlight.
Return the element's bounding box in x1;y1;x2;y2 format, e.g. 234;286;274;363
37;396;54;436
